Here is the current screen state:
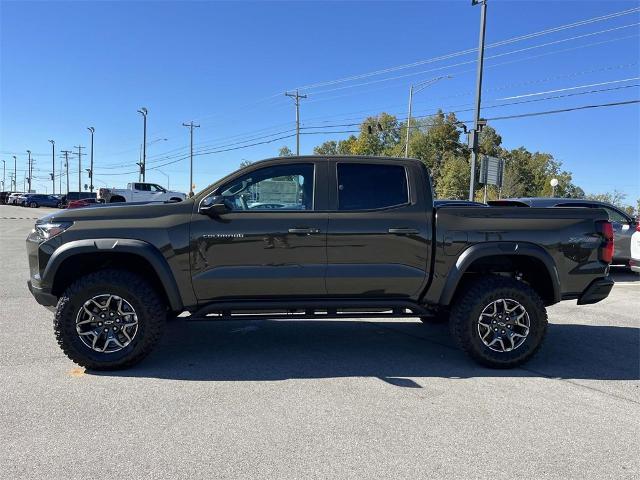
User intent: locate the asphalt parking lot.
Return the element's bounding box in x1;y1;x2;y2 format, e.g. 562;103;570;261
0;204;638;480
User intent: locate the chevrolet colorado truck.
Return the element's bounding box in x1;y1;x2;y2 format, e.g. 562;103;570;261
98;182;186;203
26;156;614;370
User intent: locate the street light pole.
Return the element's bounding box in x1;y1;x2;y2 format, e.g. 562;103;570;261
137;108;148;182
87;127;95;192
468;0;488;201
405;85;414;158
404;75;452;158
12;156;17;191
1;159;5;191
48;140;55;194
182;121;200;197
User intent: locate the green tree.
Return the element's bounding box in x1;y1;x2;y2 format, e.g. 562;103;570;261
410;111;467;193
585;190;627;207
313;138;359;155
437;154;470;199
278;146;293;157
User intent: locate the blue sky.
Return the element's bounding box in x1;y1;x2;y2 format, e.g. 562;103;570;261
1;0;639;202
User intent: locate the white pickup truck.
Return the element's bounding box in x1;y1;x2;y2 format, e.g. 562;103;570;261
98;182;187;203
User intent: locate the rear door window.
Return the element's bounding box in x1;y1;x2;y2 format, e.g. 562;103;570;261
337;163;408;211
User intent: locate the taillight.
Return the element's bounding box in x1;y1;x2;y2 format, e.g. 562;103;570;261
596;220;614;264
636;224;640;233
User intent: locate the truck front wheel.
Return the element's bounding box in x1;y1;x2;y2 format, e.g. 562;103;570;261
449;275;547;368
54;269;166;370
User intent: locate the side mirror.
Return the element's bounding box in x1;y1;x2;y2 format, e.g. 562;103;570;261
199;195;232;216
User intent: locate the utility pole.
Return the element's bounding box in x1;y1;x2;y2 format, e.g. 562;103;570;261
1;159;5;191
182;121;200;197
285;89;307;155
405;75;452;157
137;107;148;181
48;140;55;194
12;156;17;191
468;0;488;201
26;150;32;192
60;150;71;194
74;146;84;192
87;127;95;192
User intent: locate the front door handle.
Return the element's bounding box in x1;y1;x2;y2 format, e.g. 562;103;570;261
288;227;320;234
388;228;419;235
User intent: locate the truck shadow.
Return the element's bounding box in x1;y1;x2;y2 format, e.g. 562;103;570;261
610;266;639;282
94;319;640;384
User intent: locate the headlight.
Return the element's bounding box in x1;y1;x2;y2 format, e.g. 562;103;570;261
32;222;73;242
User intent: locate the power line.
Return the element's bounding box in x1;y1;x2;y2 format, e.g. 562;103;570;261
307;23;640;96
135;98;640;171
294;6;640;91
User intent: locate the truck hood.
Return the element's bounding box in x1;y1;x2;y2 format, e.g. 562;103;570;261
36;199;195;224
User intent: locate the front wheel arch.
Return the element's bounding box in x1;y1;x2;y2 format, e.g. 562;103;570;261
45;240;184;312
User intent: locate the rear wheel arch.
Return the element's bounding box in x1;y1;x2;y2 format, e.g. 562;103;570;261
46;240;183;312
441;243;560;306
110;195;126;203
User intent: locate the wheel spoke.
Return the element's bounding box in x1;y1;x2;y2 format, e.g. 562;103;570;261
478;298;530;353
76;294;138;354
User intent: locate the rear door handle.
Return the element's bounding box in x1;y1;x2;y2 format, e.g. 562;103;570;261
288;227;320;234
388;228;419;235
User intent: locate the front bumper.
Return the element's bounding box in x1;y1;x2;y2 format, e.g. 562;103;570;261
577;276;614;305
27;280;58;309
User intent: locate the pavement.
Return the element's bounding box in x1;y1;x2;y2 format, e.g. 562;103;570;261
0;204;638;479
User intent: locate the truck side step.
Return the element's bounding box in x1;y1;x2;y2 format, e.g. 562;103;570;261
188;299;428;322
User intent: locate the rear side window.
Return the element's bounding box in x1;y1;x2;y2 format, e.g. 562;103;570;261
337;163;408;211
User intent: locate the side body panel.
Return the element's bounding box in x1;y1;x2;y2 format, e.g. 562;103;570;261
324;159;433;298
29;201;197;307
188;161;330;302
426;206;610;305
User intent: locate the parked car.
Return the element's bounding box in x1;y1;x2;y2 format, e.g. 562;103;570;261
0;192;9;204
488;197;637;268
67;198;99;209
16;194;29;206
98;182;186;203
7;192;25;205
630;227;640;273
23;194;64;208
60;192;97;207
27;156;614;371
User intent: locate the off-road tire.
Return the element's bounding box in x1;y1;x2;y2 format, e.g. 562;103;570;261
450;275;547;368
54;269;166;370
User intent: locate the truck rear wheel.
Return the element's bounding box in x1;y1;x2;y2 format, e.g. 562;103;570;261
449;275;547;368
54;269;166;370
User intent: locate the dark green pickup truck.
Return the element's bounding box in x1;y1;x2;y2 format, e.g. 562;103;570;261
27;156;614;370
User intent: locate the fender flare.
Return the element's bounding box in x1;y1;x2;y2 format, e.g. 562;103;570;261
42;238;183;311
439;242;561;305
